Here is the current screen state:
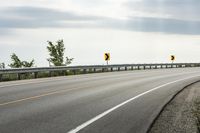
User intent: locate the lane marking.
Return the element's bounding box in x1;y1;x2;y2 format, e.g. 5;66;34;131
0;73;143;88
0;88;79;106
0;72;145;88
0;71;199;107
68;75;200;133
0;77;71;88
0;72;153;88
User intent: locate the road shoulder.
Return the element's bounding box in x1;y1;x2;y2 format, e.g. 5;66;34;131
149;82;200;133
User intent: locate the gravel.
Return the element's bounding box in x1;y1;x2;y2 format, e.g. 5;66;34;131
149;82;200;133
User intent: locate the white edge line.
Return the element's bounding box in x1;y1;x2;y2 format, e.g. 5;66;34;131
68;75;200;133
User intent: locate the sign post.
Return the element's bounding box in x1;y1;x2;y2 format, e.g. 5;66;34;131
104;53;110;65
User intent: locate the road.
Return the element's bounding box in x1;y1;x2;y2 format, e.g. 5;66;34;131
0;68;200;133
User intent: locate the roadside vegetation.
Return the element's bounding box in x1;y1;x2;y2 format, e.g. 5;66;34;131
8;53;35;68
47;39;73;66
0;39;75;81
1;39;73;69
0;63;5;69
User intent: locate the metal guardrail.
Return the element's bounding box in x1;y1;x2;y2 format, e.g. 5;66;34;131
0;63;200;81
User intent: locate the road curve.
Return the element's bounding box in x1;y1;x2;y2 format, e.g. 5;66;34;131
0;68;200;133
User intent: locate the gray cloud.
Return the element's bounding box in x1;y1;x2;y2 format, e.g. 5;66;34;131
125;0;200;21
0;6;103;29
0;6;200;35
106;17;200;35
4;6;101;21
0;29;15;36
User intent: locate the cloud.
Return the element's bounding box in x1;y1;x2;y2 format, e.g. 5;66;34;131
107;17;200;35
4;6;101;21
0;5;200;35
0;6;103;29
125;0;200;21
0;29;15;36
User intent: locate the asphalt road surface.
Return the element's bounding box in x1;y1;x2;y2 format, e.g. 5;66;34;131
1;68;200;133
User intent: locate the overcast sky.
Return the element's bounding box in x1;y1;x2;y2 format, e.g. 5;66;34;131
1;0;200;67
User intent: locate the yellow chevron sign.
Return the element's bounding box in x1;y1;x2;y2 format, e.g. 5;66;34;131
104;53;110;61
171;55;175;61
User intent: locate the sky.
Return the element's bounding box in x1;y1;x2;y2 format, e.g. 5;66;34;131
0;0;200;67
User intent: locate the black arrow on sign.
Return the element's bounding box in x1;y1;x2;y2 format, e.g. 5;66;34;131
105;54;109;60
171;55;175;61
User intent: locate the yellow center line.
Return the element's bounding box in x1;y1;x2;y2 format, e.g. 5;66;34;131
0;77;69;88
0;88;77;106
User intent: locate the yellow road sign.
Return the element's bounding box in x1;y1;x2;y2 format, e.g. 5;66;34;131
171;55;175;61
104;53;110;61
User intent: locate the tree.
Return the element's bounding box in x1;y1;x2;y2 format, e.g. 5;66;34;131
22;60;35;67
0;63;5;69
9;53;23;68
66;57;73;65
47;39;73;66
9;53;35;68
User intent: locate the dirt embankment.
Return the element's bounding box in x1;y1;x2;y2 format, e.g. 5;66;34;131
149;82;200;133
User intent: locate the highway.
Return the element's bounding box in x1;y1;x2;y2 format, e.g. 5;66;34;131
0;68;200;133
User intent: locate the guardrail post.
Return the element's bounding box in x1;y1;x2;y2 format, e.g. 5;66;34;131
17;73;21;80
34;72;38;79
131;66;134;70
49;71;52;77
118;67;120;71
125;67;127;71
62;70;66;76
73;70;76;75
111;68;113;72
83;69;87;74
0;74;2;81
